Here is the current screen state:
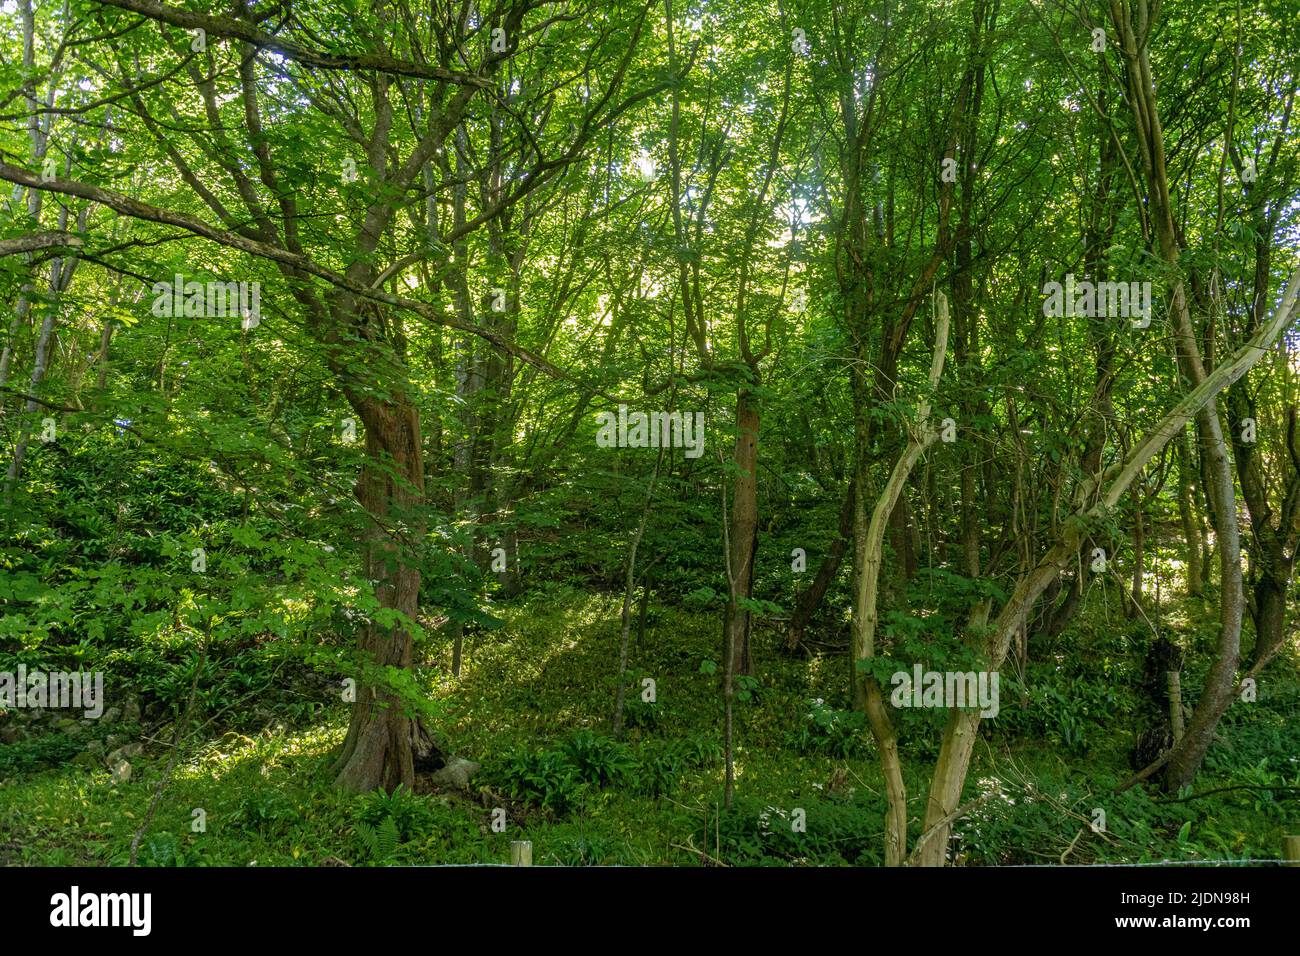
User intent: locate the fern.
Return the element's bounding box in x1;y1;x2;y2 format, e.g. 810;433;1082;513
355;814;401;863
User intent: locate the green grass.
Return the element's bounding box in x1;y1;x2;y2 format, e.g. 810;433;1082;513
1;586;1297;866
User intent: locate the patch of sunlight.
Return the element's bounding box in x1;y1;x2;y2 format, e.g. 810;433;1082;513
181;724;342;783
278;596;312;619
977;775;1013;804
806;654;835;684
731;753;748;784
1140;556;1186;601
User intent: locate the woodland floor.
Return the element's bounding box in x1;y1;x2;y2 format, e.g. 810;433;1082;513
1;584;1297;867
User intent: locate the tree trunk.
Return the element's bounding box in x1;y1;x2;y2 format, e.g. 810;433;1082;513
913;709;981;866
613;448;664;738
1110;0;1247;794
1046;573;1084;638
1176;430;1204;596
785;479;854;652
723;389;760;677
333;394;431;793
1250;571;1290;669
913;255;1300;857
853;293;949;865
1129;488;1145;618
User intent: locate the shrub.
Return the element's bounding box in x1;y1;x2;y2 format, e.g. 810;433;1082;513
717;795;883;866
635;734;720;796
789;697;870;758
356;784;436;840
0;734;83;776
232;789;301;834
496;731;651;812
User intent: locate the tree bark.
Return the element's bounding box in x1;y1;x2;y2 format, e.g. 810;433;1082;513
1129;485;1145;618
1109;0;1247;793
723;389;760;677
853;292;949;865
1175;430;1204;596
613;447;664;738
333;392;431;793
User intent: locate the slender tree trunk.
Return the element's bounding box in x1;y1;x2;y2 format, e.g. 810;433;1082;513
1176;430;1204;596
723;388;760;677
0;292;31;399
785;479;854;651
95;318;114;392
853;292;949;866
613;448;664;738
914;260;1300;861
1110;0;1248;793
6;200;80;491
1129;487;1145;617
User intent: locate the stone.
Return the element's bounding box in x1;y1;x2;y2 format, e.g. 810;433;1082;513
428;757;480;791
106;742;142;766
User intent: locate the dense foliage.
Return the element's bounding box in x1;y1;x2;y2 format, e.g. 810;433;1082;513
0;0;1297;867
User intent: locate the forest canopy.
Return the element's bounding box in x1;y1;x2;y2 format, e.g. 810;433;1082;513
0;0;1298;870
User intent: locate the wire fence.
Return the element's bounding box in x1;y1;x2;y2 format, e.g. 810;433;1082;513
439;858;1296;867
443;839;1300;867
1013;858;1292;867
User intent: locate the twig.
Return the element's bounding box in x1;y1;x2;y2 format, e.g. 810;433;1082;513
671;838;729;867
1060;827;1085;864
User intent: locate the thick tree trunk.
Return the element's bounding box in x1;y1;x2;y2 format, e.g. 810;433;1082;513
913;709;981;866
1046;573;1084;638
333;394;431;793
